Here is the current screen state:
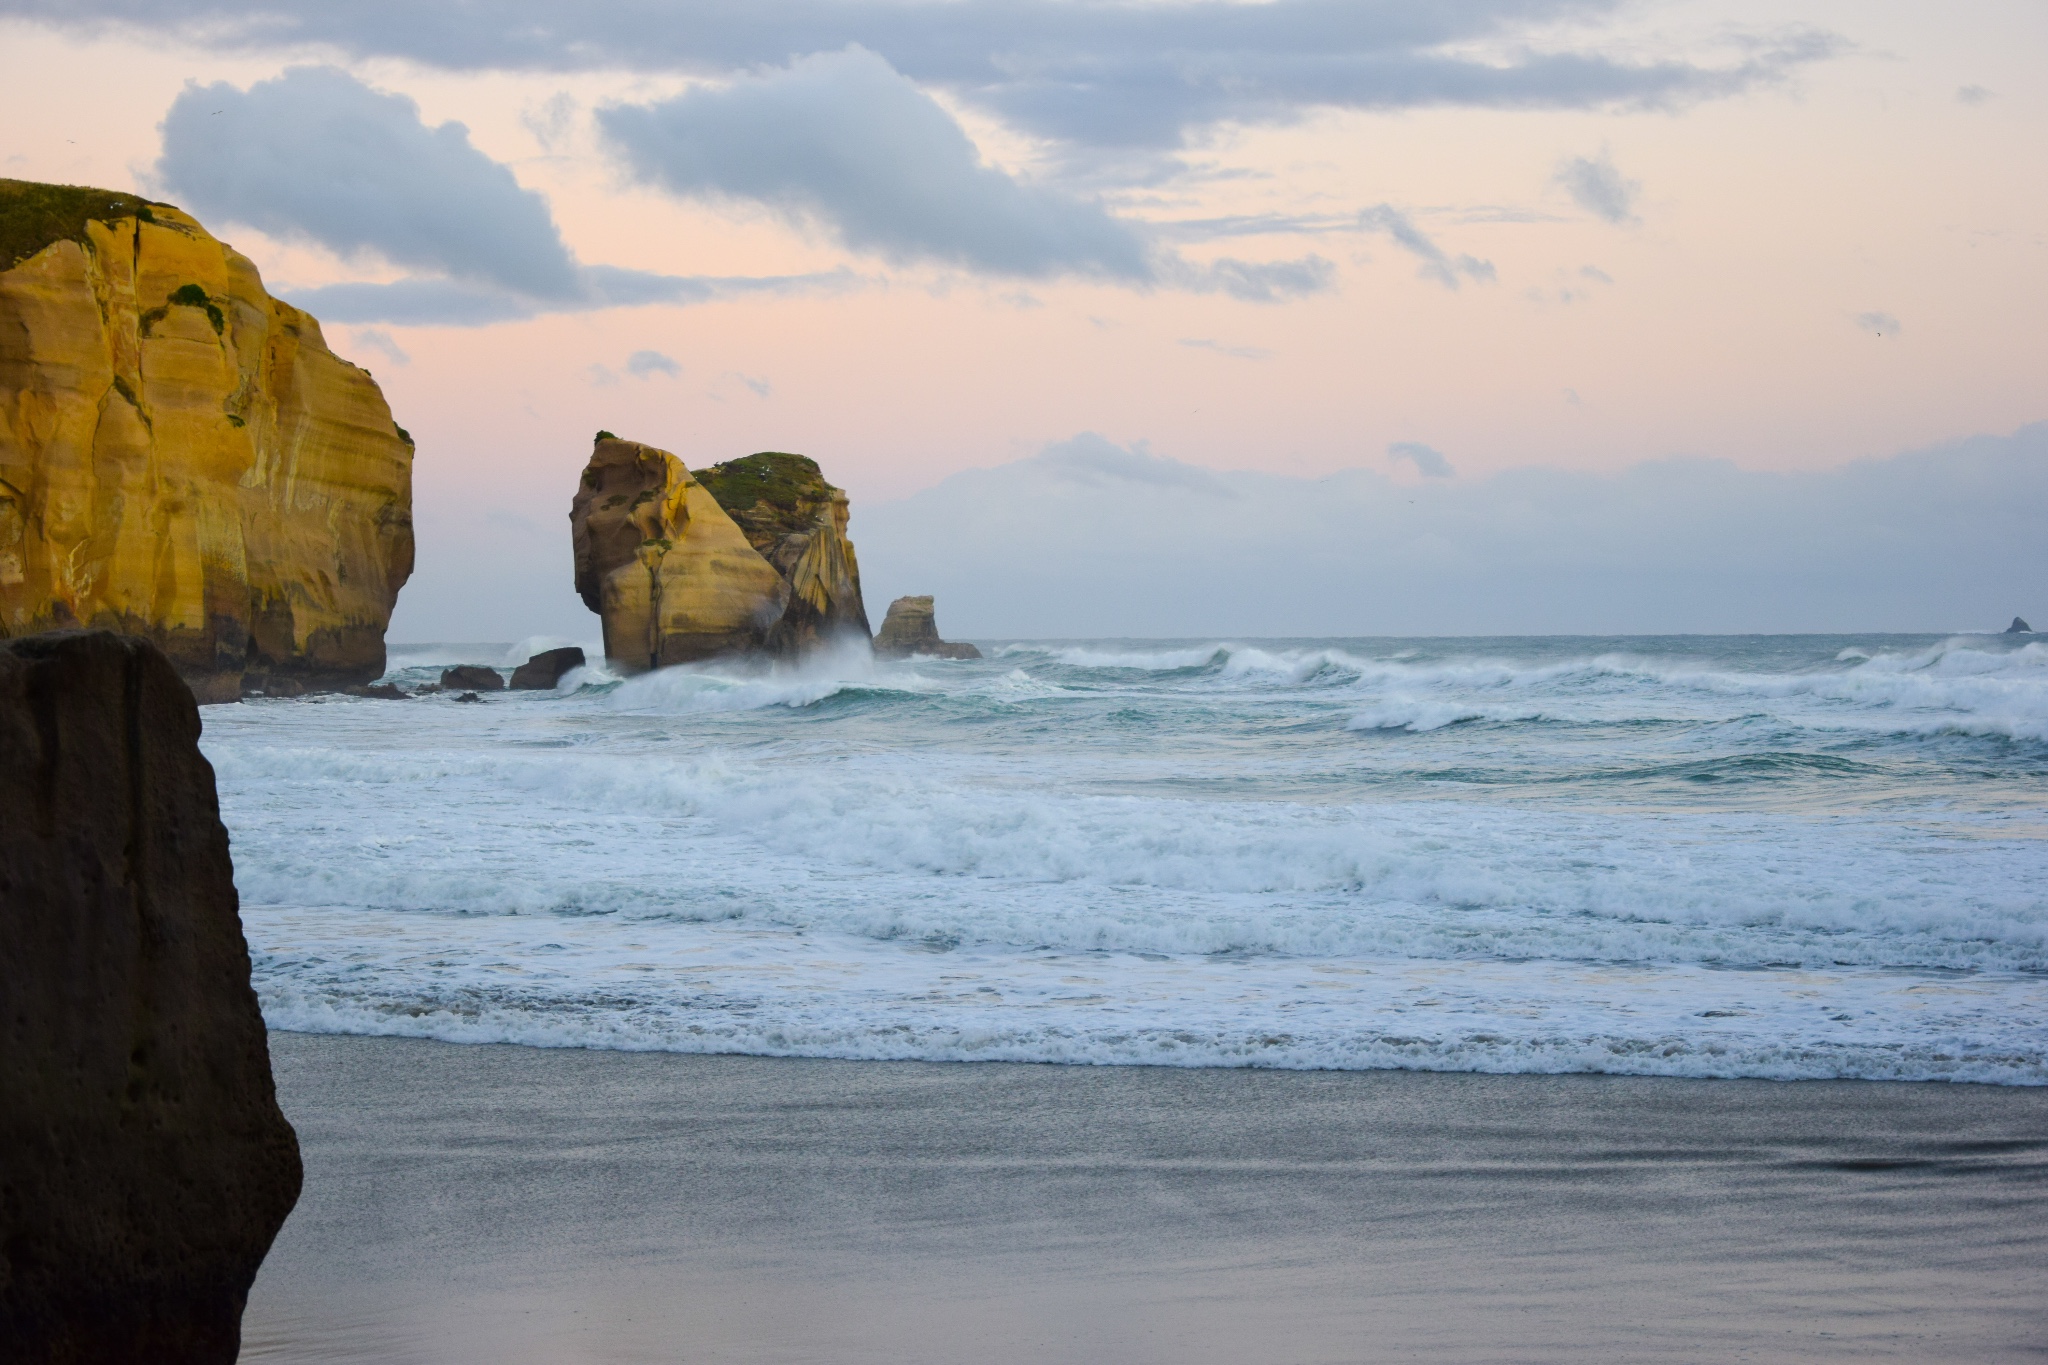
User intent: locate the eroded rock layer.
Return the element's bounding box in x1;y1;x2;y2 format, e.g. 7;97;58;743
571;436;788;671
0;179;414;701
695;451;871;654
0;630;302;1364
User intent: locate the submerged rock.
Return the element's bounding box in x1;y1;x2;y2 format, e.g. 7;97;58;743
345;682;407;700
694;452;871;654
2006;616;2033;634
0;179;414;702
873;595;981;660
0;630;301;1363
440;664;504;692
569;436;789;672
511;645;587;689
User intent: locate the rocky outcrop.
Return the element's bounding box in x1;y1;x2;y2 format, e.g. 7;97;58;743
440;664;504;692
0;179;414;702
511;645;585;689
2006;617;2033;634
571;436;789;672
0;630;302;1364
873;595;981;659
695;452;870;654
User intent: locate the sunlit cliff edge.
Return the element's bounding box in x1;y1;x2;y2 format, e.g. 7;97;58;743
0;180;413;702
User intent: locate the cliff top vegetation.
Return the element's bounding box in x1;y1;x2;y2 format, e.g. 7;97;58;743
0;178;167;271
695;452;835;541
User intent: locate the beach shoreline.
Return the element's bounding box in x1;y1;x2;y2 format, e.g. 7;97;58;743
243;1031;2048;1364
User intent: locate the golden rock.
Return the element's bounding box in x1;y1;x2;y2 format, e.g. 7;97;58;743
0;180;414;702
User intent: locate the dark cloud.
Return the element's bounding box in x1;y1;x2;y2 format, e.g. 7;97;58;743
281;267;856;326
1856;311;1900;337
1387;441;1454;478
598;47;1150;281
1554;149;1640;224
12;0;1838;152
158;66;582;298
1956;85;1993;105
857;425;2048;636
1358;206;1494;289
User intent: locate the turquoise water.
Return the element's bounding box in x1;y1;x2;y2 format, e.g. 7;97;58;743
203;634;2048;1082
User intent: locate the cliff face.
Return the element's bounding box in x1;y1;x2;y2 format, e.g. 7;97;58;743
0;631;302;1363
571;437;789;671
695;451;871;653
0;180;414;702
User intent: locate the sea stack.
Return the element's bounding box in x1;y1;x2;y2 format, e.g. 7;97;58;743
569;437;870;671
2006;617;2033;634
0;631;302;1363
0;179;415;701
873;595;981;659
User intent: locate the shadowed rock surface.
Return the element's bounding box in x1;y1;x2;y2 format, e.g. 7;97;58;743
440;664;505;692
0;180;415;702
874;594;981;659
2007;617;2033;634
0;630;302;1364
510;646;586;689
694;451;871;654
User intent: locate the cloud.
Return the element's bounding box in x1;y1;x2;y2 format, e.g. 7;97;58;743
1387;441;1454;478
599;48;1150;282
1180;338;1273;361
347;328;410;366
1358;206;1494;289
158;66;582;299
278;267;856;326
854;425;2048;636
1554;150;1640;224
1855;311;1900;337
25;1;1839;154
625;349;680;378
1956;85;1993;105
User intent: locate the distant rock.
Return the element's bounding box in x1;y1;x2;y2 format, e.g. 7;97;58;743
345;682;407;699
452;691;483;703
440;664;504;692
2006;617;2033;634
0;631;301;1363
874;595;981;660
694;452;871;654
0;179;414;702
510;646;586;690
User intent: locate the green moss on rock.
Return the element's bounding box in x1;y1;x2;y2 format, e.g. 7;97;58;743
0;178;164;271
694;451;834;541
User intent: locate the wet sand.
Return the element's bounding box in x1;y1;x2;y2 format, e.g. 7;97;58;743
243;1033;2048;1363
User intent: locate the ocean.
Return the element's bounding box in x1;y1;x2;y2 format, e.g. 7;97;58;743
203;634;2048;1085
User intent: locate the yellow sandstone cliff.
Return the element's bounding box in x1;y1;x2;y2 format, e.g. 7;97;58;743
0;179;414;701
571;437;788;671
570;440;871;672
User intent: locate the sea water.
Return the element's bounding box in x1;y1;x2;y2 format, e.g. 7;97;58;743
202;635;2048;1083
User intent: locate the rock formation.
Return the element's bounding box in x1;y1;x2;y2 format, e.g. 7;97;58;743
695;451;871;653
0;630;302;1364
2006;617;2033;634
571;436;789;671
440;664;504;692
571;438;874;671
873;595;981;659
511;645;585;689
0;179;414;702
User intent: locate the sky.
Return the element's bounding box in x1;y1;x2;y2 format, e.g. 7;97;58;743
1;0;2042;639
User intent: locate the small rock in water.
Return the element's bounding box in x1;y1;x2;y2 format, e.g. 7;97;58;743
440;664;504;691
2005;616;2033;634
345;682;408;699
452;691;483;703
873;594;981;660
510;646;586;690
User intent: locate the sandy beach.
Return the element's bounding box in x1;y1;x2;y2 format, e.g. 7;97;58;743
242;1033;2047;1364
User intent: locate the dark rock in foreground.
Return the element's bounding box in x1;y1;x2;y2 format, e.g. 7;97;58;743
873;595;981;660
0;631;302;1364
511;646;586;690
441;664;505;691
2007;616;2033;634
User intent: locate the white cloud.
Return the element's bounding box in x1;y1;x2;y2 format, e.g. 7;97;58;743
1387;442;1454;478
1554;150;1641;225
